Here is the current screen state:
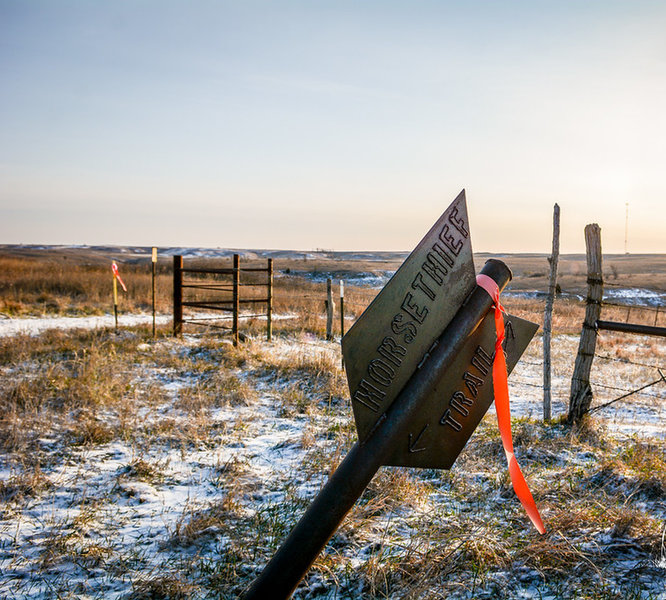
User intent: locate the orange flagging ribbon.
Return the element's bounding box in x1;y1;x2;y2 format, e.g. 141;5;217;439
112;262;128;292
476;274;545;534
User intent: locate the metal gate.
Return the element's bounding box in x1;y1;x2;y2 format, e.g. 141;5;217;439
173;253;273;345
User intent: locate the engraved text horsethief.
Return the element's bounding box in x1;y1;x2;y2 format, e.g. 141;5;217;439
243;190;539;599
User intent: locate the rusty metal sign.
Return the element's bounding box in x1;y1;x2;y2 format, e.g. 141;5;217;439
342;190;476;441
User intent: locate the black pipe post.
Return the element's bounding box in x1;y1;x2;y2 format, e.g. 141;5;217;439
173;255;183;336
243;259;512;600
232;254;240;346
267;258;273;341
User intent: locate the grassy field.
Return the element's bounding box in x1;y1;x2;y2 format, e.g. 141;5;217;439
0;247;665;599
2;246;665;331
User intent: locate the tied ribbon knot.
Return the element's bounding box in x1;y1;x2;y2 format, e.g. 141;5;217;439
476;274;546;535
112;262;128;292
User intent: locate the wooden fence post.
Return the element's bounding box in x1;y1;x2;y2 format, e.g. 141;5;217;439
173;255;183;336
326;278;334;341
568;224;603;424
340;280;345;368
339;281;345;338
267;258;273;342
543;203;560;421
233;254;240;347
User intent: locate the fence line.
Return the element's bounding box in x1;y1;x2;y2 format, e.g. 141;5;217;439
517;362;666;398
588;369;666;413
512;372;666;402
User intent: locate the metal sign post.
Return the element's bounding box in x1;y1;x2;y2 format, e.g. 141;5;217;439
243;191;538;599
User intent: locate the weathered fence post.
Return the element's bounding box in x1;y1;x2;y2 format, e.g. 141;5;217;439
340;280;345;368
232;254;240;347
568;224;603;424
543;203;560;421
267;258;273;341
339;280;345;337
326;278;334;341
173;255;183;336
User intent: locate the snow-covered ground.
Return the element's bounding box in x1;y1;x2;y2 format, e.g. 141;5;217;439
0;312;296;338
605;287;666;307
280;269;395;288
0;313;172;337
0;376;313;598
0;334;346;599
2;312;662;437
0;324;664;598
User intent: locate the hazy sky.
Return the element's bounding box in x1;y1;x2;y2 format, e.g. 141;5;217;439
1;1;664;253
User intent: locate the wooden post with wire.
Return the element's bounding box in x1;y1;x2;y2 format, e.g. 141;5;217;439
232;253;240;346
568;224;603;424
173;255;183;336
267;258;273;341
543;203;560;421
339;280;345;338
340;280;345;367
151;247;157;338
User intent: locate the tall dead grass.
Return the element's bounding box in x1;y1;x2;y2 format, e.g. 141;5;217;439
0;254;173;316
3;252;662;340
0;330;136;462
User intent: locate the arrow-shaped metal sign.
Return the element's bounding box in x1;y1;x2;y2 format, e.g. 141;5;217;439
342;190;537;469
244;190;539;599
343;190;476;441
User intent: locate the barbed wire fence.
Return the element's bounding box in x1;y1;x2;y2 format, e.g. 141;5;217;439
512;282;666;421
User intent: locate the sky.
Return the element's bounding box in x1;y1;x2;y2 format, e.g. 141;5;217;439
1;1;665;254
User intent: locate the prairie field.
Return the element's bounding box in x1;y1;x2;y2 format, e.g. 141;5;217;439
0;246;665;599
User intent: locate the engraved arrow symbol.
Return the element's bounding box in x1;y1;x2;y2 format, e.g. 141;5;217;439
503;320;516;353
408;424;429;453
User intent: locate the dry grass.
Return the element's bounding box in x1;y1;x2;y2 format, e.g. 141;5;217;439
129;575;199;600
1;324;664;598
1;250;665;599
0;331;135;464
0;253;173;316
0;465;51;506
